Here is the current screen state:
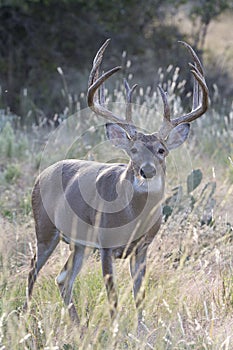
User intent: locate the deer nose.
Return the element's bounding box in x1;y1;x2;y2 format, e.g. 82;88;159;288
140;163;157;179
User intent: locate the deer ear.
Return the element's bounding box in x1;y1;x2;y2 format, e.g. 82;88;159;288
166;123;190;150
106;123;131;148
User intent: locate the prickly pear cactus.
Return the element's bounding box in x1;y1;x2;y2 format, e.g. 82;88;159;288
187;169;202;194
163;169;216;225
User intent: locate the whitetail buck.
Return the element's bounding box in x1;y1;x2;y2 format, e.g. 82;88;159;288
24;39;208;324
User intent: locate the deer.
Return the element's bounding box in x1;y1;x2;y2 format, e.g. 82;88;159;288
23;39;208;326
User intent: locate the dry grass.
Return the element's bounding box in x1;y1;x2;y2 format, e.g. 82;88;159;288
0;179;232;349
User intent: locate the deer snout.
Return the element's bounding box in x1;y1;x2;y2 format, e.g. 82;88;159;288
140;163;157;179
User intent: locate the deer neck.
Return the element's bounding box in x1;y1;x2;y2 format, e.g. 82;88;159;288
124;161;165;200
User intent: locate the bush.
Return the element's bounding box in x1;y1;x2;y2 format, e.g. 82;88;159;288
4;164;21;184
0;121;29;159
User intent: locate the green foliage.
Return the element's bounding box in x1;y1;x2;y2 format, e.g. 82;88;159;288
19;191;32;216
2;0;232;122
0;121;29;159
1;208;15;220
4;164;21;183
183;0;233;49
0;121;15;158
190;0;232;24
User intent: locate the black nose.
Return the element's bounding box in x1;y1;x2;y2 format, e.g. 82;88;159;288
140;164;156;179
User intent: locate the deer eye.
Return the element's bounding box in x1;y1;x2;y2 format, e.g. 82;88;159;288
158;148;165;155
131;147;138;154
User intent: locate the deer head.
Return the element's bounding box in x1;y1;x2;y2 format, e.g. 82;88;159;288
87;39;208;183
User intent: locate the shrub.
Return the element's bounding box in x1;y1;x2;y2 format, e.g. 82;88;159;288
0;121;29;159
4;164;21;184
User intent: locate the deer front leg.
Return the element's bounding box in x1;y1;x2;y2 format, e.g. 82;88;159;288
100;248;118;320
130;245;147;324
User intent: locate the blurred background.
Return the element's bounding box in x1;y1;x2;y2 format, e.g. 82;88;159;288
0;0;232;123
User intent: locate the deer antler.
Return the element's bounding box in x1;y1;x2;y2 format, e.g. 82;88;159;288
158;41;209;139
87;39;137;137
124;79;138;123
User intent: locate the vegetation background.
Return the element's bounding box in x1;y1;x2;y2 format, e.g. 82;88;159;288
0;0;233;349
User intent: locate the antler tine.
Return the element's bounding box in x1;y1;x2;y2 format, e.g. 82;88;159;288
171;41;208;127
88;38;110;88
87;39;128;126
158;85;171;121
100;71;105;105
159;41;209;138
189;62;200;109
157;85;172;139
124;79;138;123
178;41;204;75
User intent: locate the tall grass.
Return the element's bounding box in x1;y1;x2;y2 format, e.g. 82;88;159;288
0;65;232;349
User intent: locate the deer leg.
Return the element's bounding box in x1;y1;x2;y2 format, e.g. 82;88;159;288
129;246;147;324
56;244;85;323
100;248;118;320
23;228;60;311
